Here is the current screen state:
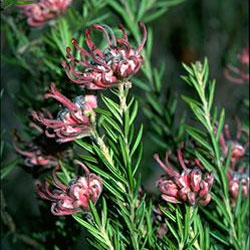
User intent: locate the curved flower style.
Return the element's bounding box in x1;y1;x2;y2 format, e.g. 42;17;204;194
228;168;249;204
13;130;58;168
155;148;214;206
19;0;72;28
36;161;103;215
219;117;249;167
13;118;71;168
224;46;249;84
62;22;147;89
32;84;97;143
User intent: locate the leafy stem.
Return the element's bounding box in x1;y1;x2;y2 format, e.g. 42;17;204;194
182;59;239;247
84;81;144;249
118;81;134;190
118;81;140;249
73;199;115;250
194;62;237;243
189;207;202;250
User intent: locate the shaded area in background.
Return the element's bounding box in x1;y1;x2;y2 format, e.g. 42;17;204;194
1;0;249;249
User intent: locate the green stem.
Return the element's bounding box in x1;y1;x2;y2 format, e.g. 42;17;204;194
190;231;201;249
195;65;238;246
101;229;115;250
189;206;202;250
91;128;114;166
118;81;140;250
118;82;134;189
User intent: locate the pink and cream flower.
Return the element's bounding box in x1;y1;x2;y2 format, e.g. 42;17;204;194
32;83;97;143
13;119;71;168
20;0;72;27
219;117;249;167
155;148;214;206
13;130;58;168
36;160;103;215
62;22;147;89
227;167;249;204
224;46;249;84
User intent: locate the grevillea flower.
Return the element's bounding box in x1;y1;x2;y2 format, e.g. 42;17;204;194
19;0;72;27
155;148;214;206
32;83;97;143
224;46;249;84
36;160;103;215
13;119;71;168
227;167;249;204
13;130;58;168
62;22;147;89
219;117;249;167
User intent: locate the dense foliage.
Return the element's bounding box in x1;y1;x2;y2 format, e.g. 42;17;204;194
1;0;249;249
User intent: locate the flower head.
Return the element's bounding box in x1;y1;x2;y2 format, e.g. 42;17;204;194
228;167;249;204
219;117;249;167
155;147;214;206
62;22;147;89
32;83;97;143
36;160;103;215
13;130;57;168
19;0;72;27
224;46;249;84
13;119;71;168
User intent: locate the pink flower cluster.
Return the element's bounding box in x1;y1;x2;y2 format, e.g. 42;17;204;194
32;83;97;143
13;119;71;168
20;0;72;27
219;117;249;167
219;118;249;203
224;46;249;84
228;169;249;203
13;129;58;168
12;23;147;216
155;148;214;206
36;161;103;215
62;22;147;89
